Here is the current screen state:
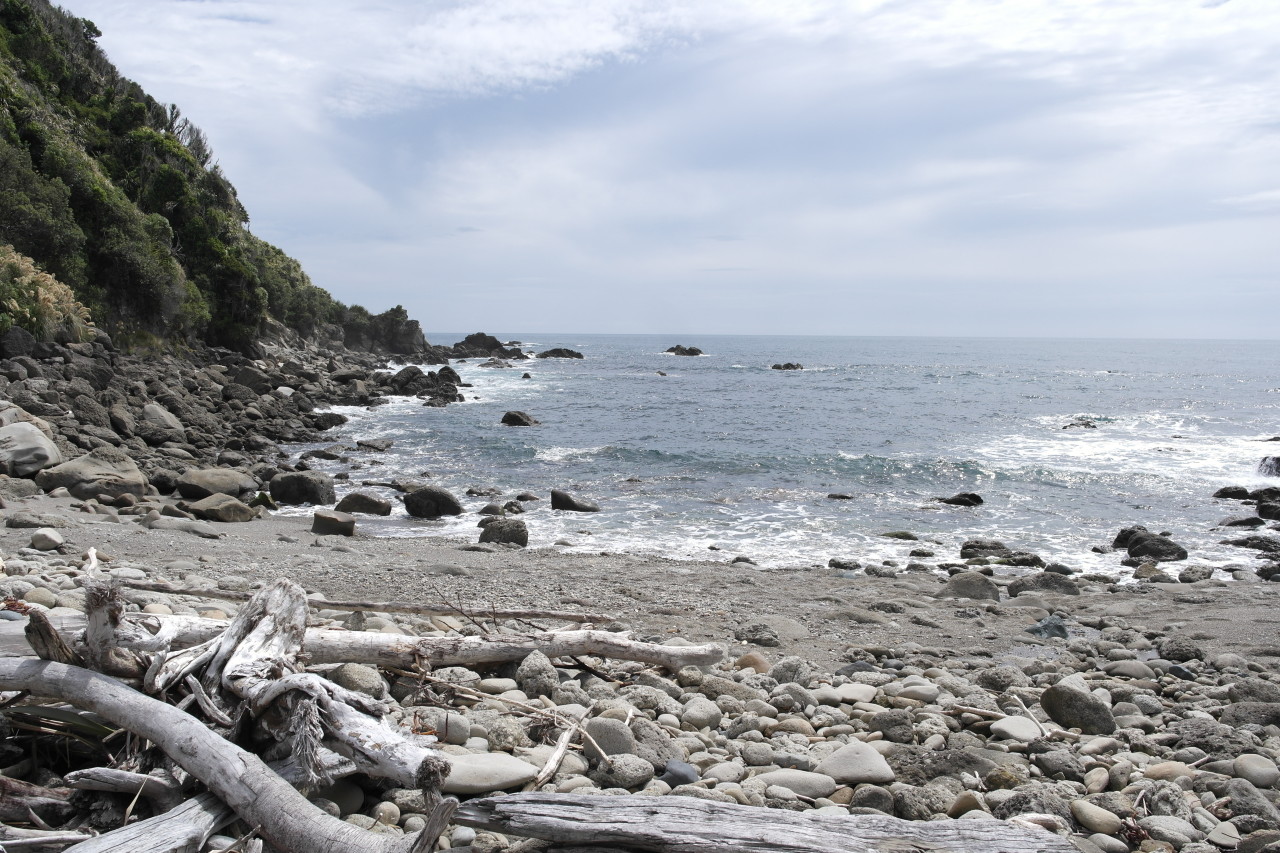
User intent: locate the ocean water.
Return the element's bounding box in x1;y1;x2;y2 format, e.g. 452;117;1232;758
292;335;1280;578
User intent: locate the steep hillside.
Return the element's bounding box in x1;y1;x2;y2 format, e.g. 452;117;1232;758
0;0;392;352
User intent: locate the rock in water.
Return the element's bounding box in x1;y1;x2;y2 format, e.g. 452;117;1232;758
536;348;584;359
666;345;703;356
1114;526;1188;562
403;485;464;518
550;489;600;512
501;411;540;426
935;492;984;507
334;492;393;515
1261;457;1280;476
268;471;337;505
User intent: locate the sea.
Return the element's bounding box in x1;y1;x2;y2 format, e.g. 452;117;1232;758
288;335;1280;580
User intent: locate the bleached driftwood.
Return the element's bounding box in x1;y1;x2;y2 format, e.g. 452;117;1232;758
118;580;611;623
64;767;185;812
146;579;450;790
453;793;1081;853
0;824;95;849
61;792;230;853
0;658;455;853
5;612;723;671
0;775;75;824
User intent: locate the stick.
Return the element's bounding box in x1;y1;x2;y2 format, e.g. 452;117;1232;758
453;792;1082;852
0;659;454;853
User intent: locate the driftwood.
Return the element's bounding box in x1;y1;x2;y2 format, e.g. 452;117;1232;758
4;612;724;671
0;774;75;824
453;793;1081;853
0;824;95;849
61;792;230;853
118;579;611;623
0;658;455;853
64;767;185;812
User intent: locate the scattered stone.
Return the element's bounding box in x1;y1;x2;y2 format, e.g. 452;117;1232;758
403;486;464;518
312;509;356;537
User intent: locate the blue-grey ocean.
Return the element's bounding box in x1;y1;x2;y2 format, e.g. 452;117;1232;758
297;335;1280;577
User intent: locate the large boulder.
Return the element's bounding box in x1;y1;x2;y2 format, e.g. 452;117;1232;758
176;468;259;500
334;492;393;515
187;494;256;523
1115;525;1188;562
666;345;702;356
501;411;539;427
536;348;584;359
312;509;356;536
0;421;63;477
551;489;600;512
1261;457;1280;477
1008;572;1080;597
35;447;147;499
936;571;1000;601
268;471;337;505
1040;680;1116;734
404;485;464;518
479;518;528;547
138;403;186;445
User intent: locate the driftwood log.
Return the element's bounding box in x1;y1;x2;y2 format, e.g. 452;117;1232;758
3;612;724;671
0;658;455;853
454;793;1081;853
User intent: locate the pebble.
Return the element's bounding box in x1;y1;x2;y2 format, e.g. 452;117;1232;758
1234;754;1280;788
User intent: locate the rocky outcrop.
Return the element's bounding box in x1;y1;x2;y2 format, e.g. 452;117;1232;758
449;333;526;360
934;492;983;507
501;411;540;427
536;348;584;359
666;345;702;356
1261;457;1280;477
771;363;803;370
1114;525;1188;562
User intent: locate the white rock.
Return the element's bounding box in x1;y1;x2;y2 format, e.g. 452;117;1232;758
442;752;539;794
989;716;1042;742
29;528;64;551
751;769;837;799
836;683;877;704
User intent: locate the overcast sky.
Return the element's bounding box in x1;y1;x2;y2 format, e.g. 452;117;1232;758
69;0;1280;338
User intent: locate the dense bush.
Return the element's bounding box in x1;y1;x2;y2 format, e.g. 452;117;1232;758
0;0;354;350
0;243;93;341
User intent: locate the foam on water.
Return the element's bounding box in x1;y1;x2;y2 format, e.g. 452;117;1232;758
287;335;1280;578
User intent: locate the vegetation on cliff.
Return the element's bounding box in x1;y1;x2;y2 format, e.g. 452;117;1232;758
0;0;405;351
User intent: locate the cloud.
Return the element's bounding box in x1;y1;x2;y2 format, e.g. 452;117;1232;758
67;0;1280;337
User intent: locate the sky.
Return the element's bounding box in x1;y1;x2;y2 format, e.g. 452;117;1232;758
67;0;1280;338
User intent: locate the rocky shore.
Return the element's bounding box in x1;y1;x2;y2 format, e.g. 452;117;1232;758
3;332;1280;852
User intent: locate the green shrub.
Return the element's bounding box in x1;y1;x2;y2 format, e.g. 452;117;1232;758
0;243;93;341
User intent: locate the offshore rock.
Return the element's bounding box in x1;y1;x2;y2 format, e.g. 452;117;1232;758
404;485;464;518
551;489;600;512
536;348;584;359
501;411;540;427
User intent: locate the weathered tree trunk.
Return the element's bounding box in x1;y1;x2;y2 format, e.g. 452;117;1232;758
0;775;75;824
61;792;230;853
64;767;185;812
5;612;723;670
0;658;454;853
453;793;1081;853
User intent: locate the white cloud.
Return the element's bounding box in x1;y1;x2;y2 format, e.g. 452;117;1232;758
65;0;1280;337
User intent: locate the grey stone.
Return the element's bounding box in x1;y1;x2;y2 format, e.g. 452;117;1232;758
583;718;637;761
752;769;837;800
550;489;600;512
329;663;388;699
479;518;528;547
403;485;463;518
189;494;257;523
270;471;337;505
1040;682;1117;734
35;447;146;499
813;741;895;785
441;752;538;794
937;571;1000;601
0;421;63;476
29;527;64;551
588;753;654;789
176;468;258;500
515;651;558;698
334;492;393;515
311;509;356;536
